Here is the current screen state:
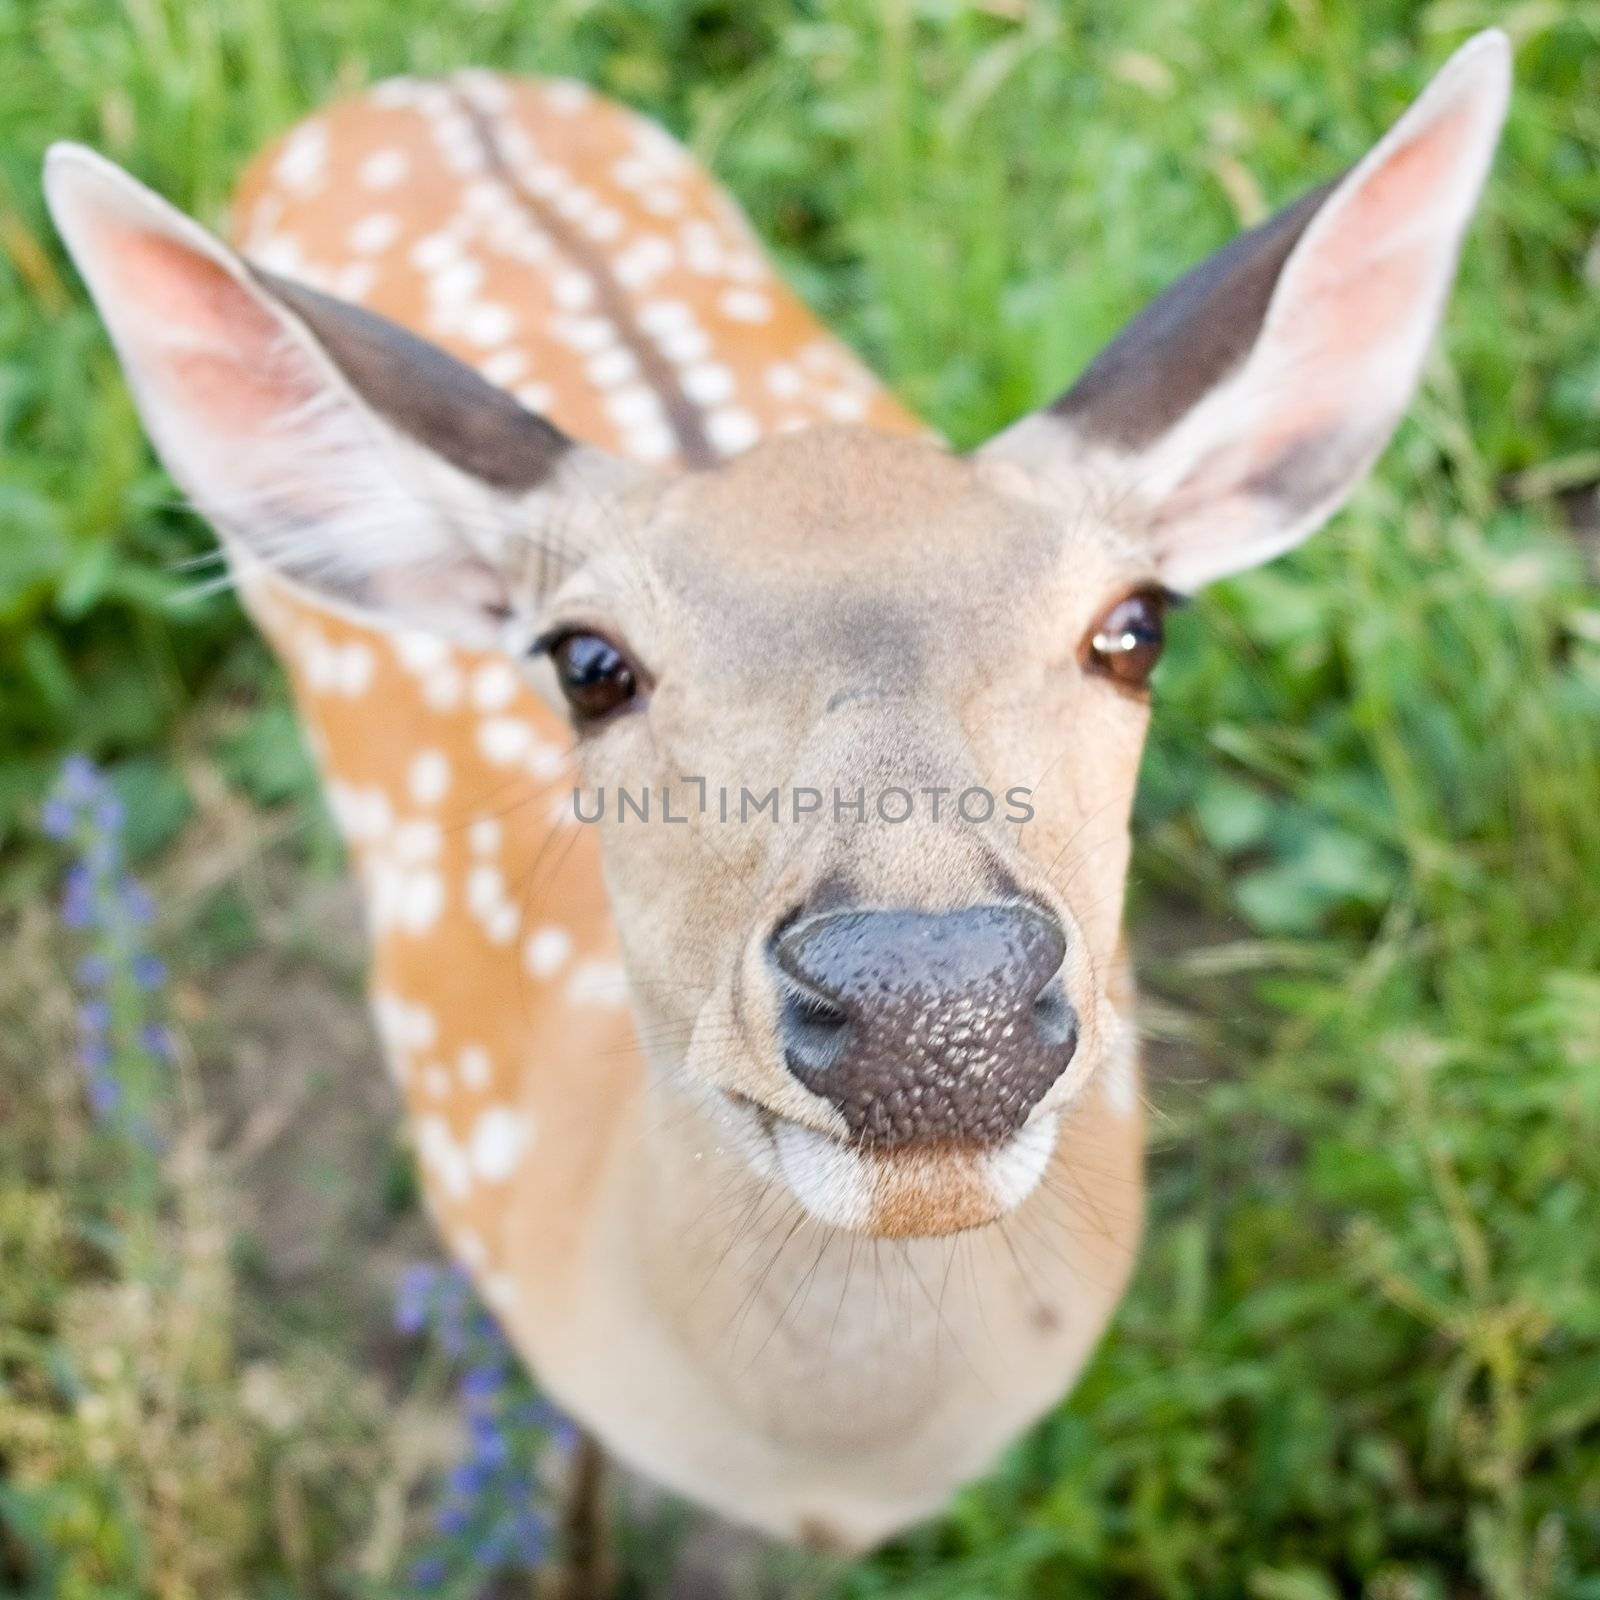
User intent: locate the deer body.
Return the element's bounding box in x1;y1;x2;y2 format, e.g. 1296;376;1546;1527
47;36;1509;1552
219;77;1145;1544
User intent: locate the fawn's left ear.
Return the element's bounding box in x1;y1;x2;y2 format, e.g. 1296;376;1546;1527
43;144;644;645
983;30;1510;591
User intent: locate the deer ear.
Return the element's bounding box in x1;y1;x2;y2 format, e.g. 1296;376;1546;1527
982;30;1510;591
43;144;641;645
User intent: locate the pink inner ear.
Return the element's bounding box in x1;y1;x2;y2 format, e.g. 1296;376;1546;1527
1344;100;1476;243
1171;96;1486;524
96;219;320;437
1286;96;1479;321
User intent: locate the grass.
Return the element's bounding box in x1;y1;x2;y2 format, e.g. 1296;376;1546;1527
2;0;1599;1595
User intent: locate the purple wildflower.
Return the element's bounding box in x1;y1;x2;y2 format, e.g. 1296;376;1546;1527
77;954;111;988
45;755;175;1139
468;1416;510;1467
395;1264;440;1335
407;1557;447;1590
121;879;155;926
130;954;166;991
79;1038;112;1073
434;1503;470;1537
87;1077;122;1117
139;1024;174;1060
446;1460;494;1499
394;1262;569;1589
41;797;75;840
461;1364;506;1405
59;755;100;800
61;866;96;929
511;1508;547;1565
473;1531;508;1567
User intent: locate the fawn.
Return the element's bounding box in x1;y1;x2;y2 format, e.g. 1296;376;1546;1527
46;30;1508;1554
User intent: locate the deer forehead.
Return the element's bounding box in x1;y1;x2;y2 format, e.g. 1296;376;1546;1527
586;427;1134;690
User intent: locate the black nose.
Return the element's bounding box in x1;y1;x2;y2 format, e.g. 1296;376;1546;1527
768;902;1077;1148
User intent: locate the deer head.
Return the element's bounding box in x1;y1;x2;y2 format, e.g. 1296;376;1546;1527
44;32;1508;1242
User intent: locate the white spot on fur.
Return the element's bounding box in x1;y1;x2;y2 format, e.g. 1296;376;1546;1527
658;326;710;364
605;385;663;427
372;991;437;1056
427;258;484;308
553;270;595;309
251;234;304;276
360;148;410;190
470;1106;529;1182
566;959;628;1008
707;407;759;454
478;717;533;765
682;362;735;404
543;80;592;114
349;212;401;254
396;870;445;934
479;348;528;386
392;631;451;673
275;123;328;192
524;925;572;978
392;819;442;864
454;69;513;113
423;665;463;710
583;208;624;243
408;750;451;806
638;298;691;335
463;303;516;347
416;1115;472;1199
625;423;676;463
467;864;506;916
410;231;458;272
333;263;378;303
326;781;393;844
587;348;639;388
471;660;519;711
720;287;773;323
458;1045;493;1091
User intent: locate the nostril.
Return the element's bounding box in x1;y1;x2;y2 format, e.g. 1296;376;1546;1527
779;983;852;1079
788;985;848;1032
1031;983;1079;1053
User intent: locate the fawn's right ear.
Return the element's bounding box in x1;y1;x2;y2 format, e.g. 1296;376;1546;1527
44;145;643;646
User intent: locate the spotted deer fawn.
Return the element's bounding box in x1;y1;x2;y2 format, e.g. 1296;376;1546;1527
46;30;1508;1555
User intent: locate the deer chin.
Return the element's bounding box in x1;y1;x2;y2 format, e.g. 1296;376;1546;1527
749;1106;1063;1239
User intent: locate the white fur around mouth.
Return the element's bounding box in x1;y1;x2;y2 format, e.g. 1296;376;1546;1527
765;1109;1063;1232
771;1119;872;1229
981;1109;1061;1210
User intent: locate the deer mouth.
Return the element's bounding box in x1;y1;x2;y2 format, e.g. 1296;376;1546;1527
736;1097;1063;1238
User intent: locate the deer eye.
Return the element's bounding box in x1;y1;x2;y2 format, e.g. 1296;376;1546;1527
546;631;640;723
1084;588;1171;691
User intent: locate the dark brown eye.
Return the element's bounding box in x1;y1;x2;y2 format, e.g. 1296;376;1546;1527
547;632;639;723
1085;588;1170;690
